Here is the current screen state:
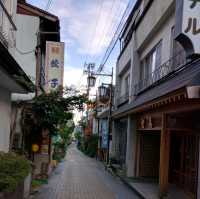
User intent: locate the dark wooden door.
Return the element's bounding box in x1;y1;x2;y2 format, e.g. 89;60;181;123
139;132;160;178
169;132;199;198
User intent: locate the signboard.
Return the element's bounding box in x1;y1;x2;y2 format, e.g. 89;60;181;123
100;119;108;149
175;0;200;56
45;41;64;92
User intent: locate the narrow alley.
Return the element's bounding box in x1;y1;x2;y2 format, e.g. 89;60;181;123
33;144;140;199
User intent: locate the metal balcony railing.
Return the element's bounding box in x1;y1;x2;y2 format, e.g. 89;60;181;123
116;92;129;106
134;50;187;95
0;1;17;48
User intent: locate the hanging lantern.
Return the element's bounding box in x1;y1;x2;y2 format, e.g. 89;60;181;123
98;85;110;103
32;144;39;153
87;75;96;87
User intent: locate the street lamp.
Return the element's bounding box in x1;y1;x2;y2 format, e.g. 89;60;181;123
84;63;113;165
87;75;96;87
98;84;110;104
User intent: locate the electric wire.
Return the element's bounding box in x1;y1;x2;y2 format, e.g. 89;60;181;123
95;0;119;58
84;0;120;91
79;0;105;89
85;0;104;63
97;0;135;73
91;0;118;63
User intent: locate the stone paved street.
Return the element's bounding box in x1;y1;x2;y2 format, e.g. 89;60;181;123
33;144;140;199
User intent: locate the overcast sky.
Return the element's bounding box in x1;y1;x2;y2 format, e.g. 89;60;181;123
27;0;130;89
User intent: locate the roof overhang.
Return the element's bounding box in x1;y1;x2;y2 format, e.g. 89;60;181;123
17;2;59;22
0;42;34;93
0;67;28;93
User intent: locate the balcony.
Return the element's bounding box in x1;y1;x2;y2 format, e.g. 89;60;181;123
134;50;187;95
0;1;17;48
116;92;129;107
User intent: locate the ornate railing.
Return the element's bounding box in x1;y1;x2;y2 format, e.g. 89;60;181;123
116;92;129;106
134;50;187;95
0;1;17;48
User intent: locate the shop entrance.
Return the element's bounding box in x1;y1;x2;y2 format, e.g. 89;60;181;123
169;132;199;198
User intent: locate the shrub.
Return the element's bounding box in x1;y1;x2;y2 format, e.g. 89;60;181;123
79;135;98;158
0;152;31;192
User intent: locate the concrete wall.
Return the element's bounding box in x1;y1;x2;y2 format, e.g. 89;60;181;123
125;116;137;177
0;87;11;152
116;0;176;102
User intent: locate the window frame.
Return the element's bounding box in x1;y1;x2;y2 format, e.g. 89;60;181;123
140;40;162;81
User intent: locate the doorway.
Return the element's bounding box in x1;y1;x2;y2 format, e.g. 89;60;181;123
169;132;199;198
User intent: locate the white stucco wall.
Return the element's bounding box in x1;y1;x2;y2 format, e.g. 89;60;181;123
139;11;175;65
118;40;132;74
12;14;39;101
15;14;39;82
120;69;130;96
0;87;11;152
135;0;174;51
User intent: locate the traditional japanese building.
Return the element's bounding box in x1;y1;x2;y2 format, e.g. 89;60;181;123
112;0;200;198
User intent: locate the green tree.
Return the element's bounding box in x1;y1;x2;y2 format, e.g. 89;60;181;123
30;87;86;135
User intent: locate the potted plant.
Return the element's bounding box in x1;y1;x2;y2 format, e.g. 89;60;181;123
0;152;31;199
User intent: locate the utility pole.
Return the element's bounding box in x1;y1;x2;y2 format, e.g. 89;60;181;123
85;65;113;165
84;63;95;120
106;67;113;165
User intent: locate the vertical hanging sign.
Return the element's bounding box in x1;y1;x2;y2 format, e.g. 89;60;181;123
175;0;200;55
45;41;64;92
101;119;108;149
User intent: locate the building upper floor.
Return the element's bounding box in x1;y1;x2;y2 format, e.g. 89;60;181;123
115;0;198;109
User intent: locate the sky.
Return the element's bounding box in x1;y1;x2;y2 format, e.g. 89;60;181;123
27;0;130;90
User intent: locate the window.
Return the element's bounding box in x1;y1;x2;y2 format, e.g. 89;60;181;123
140;41;162;81
125;74;130;95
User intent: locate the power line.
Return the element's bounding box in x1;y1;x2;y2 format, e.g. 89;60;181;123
97;0;135;73
45;0;53;10
85;0;104;63
95;0;119;56
89;0;118;64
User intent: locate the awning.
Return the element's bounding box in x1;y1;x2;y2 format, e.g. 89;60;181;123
113;58;200;118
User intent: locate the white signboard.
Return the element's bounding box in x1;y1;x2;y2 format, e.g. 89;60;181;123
175;0;200;55
45;41;64;92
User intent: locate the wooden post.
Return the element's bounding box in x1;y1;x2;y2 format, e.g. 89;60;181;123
159;113;170;197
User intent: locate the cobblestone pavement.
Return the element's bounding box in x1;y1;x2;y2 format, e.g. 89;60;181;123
33;144;140;199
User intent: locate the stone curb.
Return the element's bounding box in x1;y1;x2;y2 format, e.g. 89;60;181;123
106;167;145;199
